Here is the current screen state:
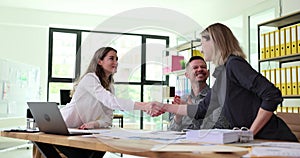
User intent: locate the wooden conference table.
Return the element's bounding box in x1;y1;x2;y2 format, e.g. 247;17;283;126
0;130;249;158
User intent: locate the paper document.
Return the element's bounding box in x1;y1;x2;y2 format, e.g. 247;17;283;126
250;146;300;157
253;141;300;149
94;128;186;143
68;128;111;134
151;144;248;153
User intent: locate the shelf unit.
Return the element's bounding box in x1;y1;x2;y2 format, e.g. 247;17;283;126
165;39;201;52
163;39;201;75
258;10;300;65
163;39;202;98
258;11;300;110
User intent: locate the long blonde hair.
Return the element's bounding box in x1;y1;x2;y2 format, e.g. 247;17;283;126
71;47;117;96
201;23;246;66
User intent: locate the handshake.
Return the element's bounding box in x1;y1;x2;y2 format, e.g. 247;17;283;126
143;95;187;117
143;101;168;117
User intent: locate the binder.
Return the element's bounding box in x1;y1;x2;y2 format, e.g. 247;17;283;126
274;30;281;57
192;50;203;57
291;66;298;95
297;24;300;54
260;33;266;60
265;69;271;82
275;68;281;90
265;32;270;59
286;66;292;95
285;26;292;56
281;67;287;96
269;31;275;58
270;68;276;85
291;25;298;54
261;69;266;77
280;28;286;56
298;66;300;95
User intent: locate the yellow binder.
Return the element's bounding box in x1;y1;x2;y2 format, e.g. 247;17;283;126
297;24;300;54
291;66;298;95
274;30;281;57
291;25;298;54
261;69;266;77
285;26;292;56
192;50;203;57
270;68;276;85
297;66;300;95
286;66;292;95
298;66;300;95
265;69;271;82
281;67;287;96
260;33;266;60
280;28;286;57
275;68;281;90
265;32;270;59
269;31;275;58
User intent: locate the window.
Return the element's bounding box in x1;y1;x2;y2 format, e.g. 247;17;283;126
52;32;77;78
48;29;80;104
48;28;169;130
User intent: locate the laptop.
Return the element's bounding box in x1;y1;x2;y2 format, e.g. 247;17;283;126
27;102;92;135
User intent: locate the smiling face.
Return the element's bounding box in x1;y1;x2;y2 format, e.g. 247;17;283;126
185;59;209;83
98;50;118;77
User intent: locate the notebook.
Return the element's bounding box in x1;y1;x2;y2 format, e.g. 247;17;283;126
27;102;92;135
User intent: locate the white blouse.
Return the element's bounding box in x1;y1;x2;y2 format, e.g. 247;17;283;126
60;73;135;128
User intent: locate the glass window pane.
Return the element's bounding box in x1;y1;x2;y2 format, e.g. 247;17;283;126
112;35;142;82
48;82;73;104
52;32;77;78
81;33;142;82
114;84;141;129
146;39;166;81
143;85;167;131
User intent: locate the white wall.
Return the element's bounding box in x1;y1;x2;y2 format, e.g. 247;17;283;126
0;1;299;127
0;7;109;127
282;0;300;15
0;7;108;101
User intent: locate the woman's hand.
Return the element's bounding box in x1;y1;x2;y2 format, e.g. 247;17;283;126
144;101;165;117
79;121;100;129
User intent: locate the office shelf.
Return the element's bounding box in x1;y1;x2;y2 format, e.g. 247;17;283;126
258;11;300;108
166;39;201;52
258;10;300;28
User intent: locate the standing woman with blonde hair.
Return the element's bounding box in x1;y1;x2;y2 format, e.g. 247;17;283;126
162;23;297;142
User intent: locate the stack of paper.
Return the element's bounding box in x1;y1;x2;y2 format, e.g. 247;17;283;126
248;142;300;157
94;128;186;143
151;144;249;153
186;129;252;144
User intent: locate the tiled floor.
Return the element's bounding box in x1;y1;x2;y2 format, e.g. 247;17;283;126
0;137;32;158
0;137;144;158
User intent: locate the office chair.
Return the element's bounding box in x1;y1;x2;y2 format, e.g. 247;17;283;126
60;89;72;105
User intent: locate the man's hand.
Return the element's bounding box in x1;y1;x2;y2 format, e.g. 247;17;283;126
172;95;185;123
173;95;187;104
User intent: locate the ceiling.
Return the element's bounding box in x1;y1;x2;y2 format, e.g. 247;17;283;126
0;0;268;25
0;0;271;38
